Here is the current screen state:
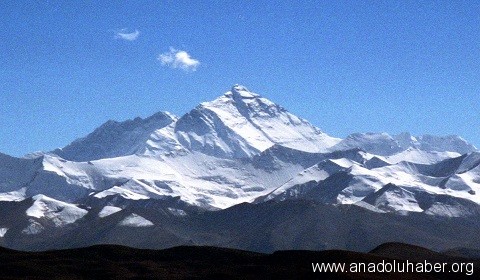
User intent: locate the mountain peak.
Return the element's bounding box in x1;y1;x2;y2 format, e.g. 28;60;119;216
232;84;248;92
224;84;259;99
173;85;340;158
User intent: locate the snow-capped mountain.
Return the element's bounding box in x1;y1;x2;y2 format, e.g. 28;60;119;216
0;85;479;251
141;84;341;159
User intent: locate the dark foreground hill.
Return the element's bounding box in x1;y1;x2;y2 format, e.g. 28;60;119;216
0;243;478;279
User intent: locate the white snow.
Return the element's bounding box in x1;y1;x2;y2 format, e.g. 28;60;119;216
265;159;353;201
365;186;423;213
98;206;123;218
0;188;26;201
384;149;460;164
94;186;150;200
25;195;88;227
118;213;154;227
0;228;8;237
167;207;187;216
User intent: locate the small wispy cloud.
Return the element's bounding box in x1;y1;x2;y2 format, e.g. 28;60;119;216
157;47;200;72
114;29;140;41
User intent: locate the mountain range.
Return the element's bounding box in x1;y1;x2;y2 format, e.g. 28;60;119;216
1;85;479;252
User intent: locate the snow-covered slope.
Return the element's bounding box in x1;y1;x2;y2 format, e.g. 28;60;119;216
98;205;122;218
118;213;154;227
262;150;480;216
37;150;307;209
25;195;88;227
52;112;178;161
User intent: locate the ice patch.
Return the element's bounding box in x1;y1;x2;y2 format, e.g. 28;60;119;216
26;195;88;227
98;206;123;218
118;213;154;227
0;188;26;202
167;207;187;216
94;186;150;200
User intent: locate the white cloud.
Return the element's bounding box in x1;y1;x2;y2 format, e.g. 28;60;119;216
157;47;200;72
115;29;140;41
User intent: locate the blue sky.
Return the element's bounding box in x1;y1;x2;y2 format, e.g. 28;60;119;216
1;1;479;157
